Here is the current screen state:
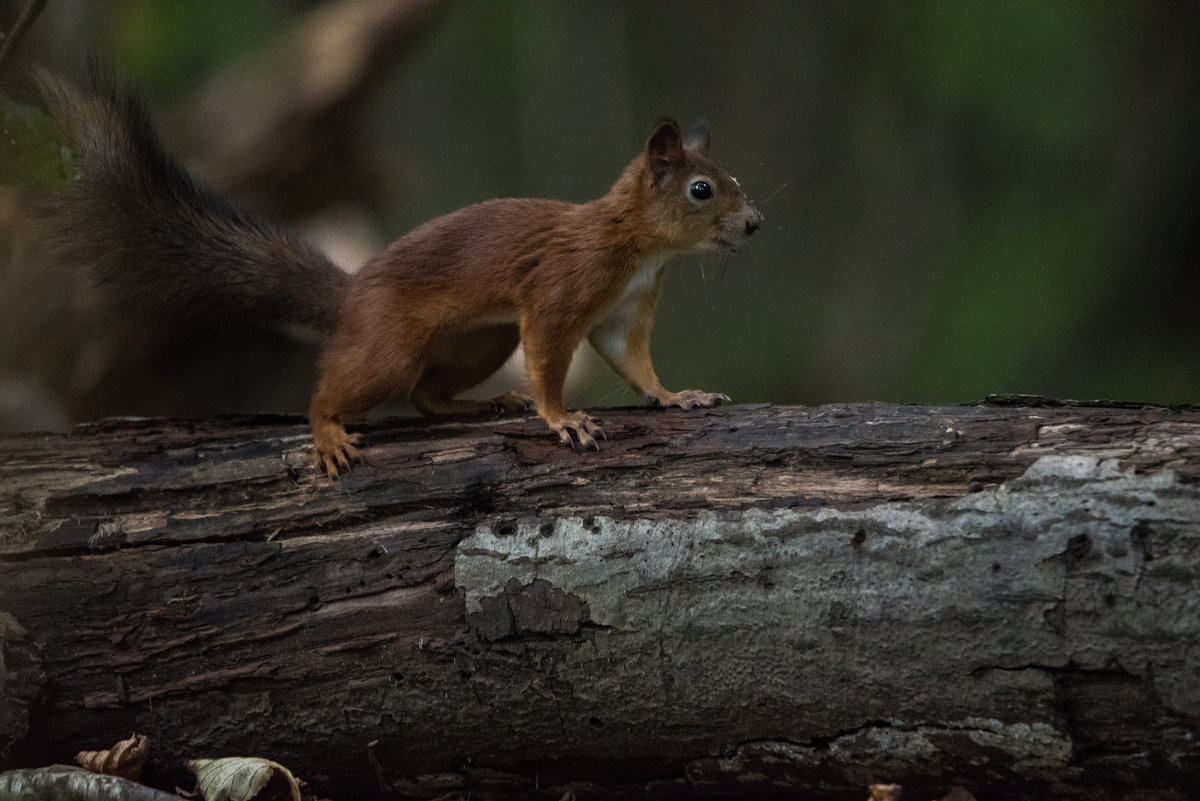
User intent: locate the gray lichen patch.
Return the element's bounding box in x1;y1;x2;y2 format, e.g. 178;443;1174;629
455;454;1200;763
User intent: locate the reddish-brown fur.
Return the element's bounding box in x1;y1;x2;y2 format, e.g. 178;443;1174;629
309;121;763;473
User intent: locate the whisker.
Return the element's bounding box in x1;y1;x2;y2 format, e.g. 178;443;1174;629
596;380;631;406
756;182;789;206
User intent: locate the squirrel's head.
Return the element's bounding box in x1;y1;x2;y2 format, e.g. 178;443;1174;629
637;118;763;253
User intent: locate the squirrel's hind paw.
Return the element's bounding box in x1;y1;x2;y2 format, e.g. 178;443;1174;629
313;428;363;476
491;391;536;413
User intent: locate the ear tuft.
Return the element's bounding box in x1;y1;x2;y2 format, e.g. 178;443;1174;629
646;118;683;186
685;118;711;156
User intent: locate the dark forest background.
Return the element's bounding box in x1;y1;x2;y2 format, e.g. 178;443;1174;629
2;0;1198;430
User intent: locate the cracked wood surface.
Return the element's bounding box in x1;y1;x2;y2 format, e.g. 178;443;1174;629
1;401;1199;800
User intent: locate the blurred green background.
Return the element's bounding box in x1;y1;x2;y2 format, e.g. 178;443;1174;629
2;0;1198;427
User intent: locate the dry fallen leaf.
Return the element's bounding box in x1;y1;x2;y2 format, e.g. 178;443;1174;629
0;765;185;801
938;787;978;801
187;757;301;801
869;783;902;801
75;732;151;780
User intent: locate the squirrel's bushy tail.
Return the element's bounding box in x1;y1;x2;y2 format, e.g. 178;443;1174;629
31;70;348;334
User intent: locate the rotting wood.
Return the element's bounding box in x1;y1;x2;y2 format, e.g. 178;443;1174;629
1;400;1199;801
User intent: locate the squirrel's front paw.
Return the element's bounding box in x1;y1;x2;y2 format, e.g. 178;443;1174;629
650;389;731;410
312;425;363;476
547;411;605;450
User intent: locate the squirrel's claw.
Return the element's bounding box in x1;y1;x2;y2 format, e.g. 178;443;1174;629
314;431;363;477
651;389;730;410
550;411;603;450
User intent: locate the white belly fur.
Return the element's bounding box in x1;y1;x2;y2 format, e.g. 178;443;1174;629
591;252;674;360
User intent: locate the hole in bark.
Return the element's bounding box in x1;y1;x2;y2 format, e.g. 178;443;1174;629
1130;523;1154;561
589;717;603;727
496;519;518;537
1065;533;1092;565
462;479;497;516
539;521;555;538
757;567;774;589
992;562;1002;572
850;529;866;548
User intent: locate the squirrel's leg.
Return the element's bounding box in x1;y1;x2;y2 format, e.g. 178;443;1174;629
588;287;730;410
410;324;532;416
308;336;422;475
521;320;602;449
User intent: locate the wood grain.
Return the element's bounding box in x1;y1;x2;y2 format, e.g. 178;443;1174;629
2;400;1198;800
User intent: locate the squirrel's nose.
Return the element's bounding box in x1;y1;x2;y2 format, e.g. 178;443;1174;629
745;210;763;236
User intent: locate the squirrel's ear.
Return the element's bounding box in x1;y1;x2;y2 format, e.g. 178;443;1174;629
685;119;711;157
646;118;683;186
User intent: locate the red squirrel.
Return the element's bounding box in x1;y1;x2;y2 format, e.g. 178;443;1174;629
30;72;762;474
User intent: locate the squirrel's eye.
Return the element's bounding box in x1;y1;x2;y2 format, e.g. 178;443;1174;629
689;180;713;201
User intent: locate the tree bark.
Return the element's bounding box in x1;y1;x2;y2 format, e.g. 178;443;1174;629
1;400;1198;800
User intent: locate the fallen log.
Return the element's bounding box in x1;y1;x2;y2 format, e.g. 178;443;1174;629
1;400;1198;800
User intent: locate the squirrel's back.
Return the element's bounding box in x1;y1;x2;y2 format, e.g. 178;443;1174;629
30;70;348;333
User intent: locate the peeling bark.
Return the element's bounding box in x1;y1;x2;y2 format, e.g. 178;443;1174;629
1;400;1198;800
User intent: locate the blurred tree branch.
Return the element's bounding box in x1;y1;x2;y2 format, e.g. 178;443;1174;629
184;0;448;220
0;0;46;76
